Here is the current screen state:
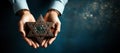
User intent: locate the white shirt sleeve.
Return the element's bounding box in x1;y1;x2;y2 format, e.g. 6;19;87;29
50;0;68;14
9;0;68;14
9;0;29;13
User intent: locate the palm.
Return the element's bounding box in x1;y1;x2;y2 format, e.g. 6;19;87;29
40;11;61;48
19;13;39;48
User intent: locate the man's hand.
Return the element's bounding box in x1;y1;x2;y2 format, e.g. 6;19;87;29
18;9;61;48
18;10;39;48
41;10;61;48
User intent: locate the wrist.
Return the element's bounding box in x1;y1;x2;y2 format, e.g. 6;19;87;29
47;9;61;16
16;9;31;16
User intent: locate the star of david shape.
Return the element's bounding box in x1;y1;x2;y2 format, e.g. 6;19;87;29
25;15;54;44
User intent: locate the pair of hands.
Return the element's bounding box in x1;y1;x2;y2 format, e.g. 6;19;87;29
18;10;61;48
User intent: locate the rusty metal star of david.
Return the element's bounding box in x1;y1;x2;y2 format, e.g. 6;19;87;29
25;15;54;44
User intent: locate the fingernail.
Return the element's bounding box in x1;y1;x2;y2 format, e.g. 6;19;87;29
38;44;40;47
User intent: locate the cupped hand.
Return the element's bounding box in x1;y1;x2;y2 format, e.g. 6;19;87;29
41;10;61;48
18;10;39;48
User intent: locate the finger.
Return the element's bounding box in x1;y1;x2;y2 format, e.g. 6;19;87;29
32;38;40;48
43;40;49;48
24;38;39;48
23;37;32;46
48;37;56;45
41;40;46;46
51;23;55;29
36;42;39;48
33;41;39;48
34;42;39;48
54;23;61;37
30;39;38;48
56;22;61;32
19;22;33;46
44;13;49;21
19;21;26;37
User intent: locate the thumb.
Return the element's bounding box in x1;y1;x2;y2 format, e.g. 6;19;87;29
54;23;61;37
18;21;32;46
19;21;26;37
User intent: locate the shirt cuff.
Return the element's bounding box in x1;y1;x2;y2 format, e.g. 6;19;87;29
50;0;68;14
13;0;29;13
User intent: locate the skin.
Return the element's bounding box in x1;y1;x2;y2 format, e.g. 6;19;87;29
18;10;61;48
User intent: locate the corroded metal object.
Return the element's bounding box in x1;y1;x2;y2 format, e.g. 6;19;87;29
25;15;54;44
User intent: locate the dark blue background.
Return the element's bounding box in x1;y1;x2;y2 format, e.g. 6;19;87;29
1;0;120;53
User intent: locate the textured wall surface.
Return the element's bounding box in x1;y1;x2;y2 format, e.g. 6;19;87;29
0;0;120;53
